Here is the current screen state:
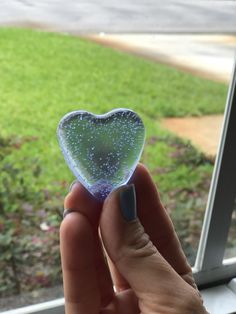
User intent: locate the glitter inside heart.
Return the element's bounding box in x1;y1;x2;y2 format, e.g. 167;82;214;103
57;108;145;201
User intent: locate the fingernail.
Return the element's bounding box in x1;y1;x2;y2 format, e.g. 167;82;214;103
119;184;137;222
68;180;78;192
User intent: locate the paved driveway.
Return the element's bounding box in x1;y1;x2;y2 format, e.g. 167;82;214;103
0;0;236;33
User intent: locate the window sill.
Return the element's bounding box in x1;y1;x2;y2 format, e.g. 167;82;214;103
0;298;65;314
201;278;236;314
1;279;236;314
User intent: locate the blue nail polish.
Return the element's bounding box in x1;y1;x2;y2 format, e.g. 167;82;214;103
120;185;137;221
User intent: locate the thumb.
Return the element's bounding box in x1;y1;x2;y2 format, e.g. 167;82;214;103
100;184;182;297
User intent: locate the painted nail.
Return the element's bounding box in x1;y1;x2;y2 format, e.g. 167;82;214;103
119;184;137;222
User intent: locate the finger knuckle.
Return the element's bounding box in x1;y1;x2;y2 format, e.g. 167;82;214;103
119;221;157;260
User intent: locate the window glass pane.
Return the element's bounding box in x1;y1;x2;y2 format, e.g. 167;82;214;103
158;117;223;266
0;28;234;310
224;203;236;259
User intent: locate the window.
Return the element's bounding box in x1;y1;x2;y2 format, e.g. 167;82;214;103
1;54;235;314
193;60;236;288
1;21;236;314
224;199;236;260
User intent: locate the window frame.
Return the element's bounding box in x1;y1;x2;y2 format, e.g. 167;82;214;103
1;57;236;314
193;58;236;288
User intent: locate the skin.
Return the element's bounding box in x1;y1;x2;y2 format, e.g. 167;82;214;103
60;164;208;314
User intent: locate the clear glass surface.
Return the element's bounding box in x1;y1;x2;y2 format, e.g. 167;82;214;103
224;203;236;259
0;26;234;311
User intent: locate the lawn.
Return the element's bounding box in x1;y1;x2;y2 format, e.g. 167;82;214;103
0;27;229;298
0;28;228;189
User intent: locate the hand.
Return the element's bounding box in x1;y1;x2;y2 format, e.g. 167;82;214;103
60;164;208;314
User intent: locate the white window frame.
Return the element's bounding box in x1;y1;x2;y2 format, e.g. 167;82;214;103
0;299;64;314
1;60;236;314
193;58;236;288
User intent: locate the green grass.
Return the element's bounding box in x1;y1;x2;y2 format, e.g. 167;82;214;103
0;27;230;272
0;27;228;191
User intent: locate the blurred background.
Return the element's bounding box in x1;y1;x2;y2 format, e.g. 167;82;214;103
0;0;235;311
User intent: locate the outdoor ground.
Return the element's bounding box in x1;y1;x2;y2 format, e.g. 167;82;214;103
162;115;224;156
0;27;231;308
1;0;236;33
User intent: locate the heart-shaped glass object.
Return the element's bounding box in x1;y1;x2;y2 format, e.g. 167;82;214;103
57;108;145;201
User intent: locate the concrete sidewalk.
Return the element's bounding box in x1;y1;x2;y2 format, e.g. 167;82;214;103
89;34;236;83
87;33;235;156
162;115;224;157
